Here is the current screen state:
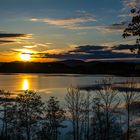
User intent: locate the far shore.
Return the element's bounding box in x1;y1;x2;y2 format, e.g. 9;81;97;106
0;61;139;76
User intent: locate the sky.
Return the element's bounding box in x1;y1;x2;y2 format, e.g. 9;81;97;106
0;0;140;62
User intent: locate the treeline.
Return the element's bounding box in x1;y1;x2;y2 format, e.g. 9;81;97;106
0;79;140;140
0;61;140;75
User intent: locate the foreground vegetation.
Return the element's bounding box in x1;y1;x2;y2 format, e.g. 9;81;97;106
0;79;139;140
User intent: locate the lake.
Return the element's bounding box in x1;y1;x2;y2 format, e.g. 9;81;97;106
0;73;139;102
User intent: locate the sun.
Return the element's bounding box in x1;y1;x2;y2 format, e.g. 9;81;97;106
20;53;31;61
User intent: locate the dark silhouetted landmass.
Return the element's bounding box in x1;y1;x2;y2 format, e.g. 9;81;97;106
0;60;140;76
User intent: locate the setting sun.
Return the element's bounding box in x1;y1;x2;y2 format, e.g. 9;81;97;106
20;53;31;61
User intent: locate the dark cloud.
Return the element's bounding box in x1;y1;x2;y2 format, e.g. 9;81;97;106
30;45;138;61
0;32;31;45
113;44;138;50
68;45;107;54
44;51;136;60
0;40;15;44
0;33;27;38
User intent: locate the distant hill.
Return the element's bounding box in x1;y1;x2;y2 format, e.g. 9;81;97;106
0;60;139;76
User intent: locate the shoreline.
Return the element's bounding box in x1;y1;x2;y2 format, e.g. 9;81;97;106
0;72;140;77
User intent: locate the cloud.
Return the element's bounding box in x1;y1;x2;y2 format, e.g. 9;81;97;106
30;11;96;30
120;0;140;18
41;50;137;60
68;45;107;54
0;33;27;38
29;45;138;61
106;22;127;31
101;39;135;47
112;45;138;50
95;22;127;33
11;48;36;54
0;40;15;44
23;45;37;49
123;0;140;9
30;11;127;32
74;22;128;33
0;32;32;45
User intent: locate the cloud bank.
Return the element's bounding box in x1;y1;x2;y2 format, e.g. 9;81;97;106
29;44;139;61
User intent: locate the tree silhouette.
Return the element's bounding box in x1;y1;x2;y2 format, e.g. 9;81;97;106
121;80;140;140
123;8;140;54
12;90;44;140
92;79;121;140
81;91;91;140
0;90;14;140
45;96;65;140
65;88;85;140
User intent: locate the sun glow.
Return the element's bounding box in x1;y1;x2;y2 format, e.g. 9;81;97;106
20;53;31;61
19;49;33;61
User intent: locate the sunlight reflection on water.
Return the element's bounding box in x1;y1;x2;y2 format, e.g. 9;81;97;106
22;79;30;90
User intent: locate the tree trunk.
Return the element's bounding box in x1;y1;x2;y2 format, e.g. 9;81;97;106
127;104;130;140
106;109;110;140
26;125;30;140
73;119;76;140
76;113;79;140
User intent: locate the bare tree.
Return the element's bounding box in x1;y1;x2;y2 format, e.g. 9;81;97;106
65;87;85;140
0;90;14;140
92;97;105;140
80;91;92;140
121;79;140;140
92;79;121;140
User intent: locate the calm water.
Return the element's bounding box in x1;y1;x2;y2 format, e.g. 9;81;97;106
0;73;139;101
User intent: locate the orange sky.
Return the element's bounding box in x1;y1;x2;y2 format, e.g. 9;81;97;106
0;52;57;62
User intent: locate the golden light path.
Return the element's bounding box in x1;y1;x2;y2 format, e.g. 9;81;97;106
22;79;30;90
